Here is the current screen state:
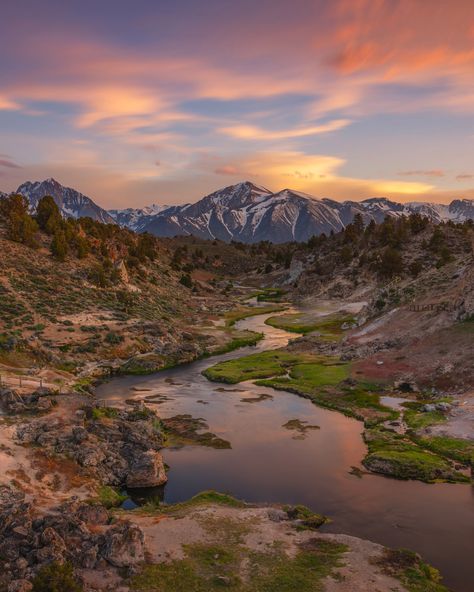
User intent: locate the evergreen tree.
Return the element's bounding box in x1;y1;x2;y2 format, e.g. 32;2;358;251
75;235;90;259
378;246;403;278
36;195;62;234
0;194;38;247
51;230;68;261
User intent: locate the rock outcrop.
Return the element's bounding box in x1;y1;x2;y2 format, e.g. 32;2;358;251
0;489;144;589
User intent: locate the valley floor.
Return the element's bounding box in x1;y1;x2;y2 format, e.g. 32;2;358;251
1;289;473;591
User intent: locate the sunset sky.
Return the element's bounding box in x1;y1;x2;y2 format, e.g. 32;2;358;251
1;0;474;208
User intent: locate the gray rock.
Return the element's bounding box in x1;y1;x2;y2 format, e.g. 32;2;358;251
267;508;288;523
101;522;145;567
126;450;167;488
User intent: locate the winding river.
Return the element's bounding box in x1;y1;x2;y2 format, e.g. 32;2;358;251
96;308;474;592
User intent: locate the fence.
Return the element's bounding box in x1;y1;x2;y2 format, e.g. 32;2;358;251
407;301;458;313
0;374;47;390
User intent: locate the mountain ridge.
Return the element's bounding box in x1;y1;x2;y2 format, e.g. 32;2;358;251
2;178;474;242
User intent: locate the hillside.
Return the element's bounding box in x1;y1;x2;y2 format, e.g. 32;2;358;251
0;195;272;387
261;215;474;392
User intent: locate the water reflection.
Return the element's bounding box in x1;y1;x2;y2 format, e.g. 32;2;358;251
96;311;474;592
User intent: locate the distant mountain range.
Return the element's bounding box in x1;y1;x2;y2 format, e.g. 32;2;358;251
2;178;474;243
114;182;474;242
108;203;171;231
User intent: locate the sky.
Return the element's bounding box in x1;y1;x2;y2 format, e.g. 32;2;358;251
1;0;474;208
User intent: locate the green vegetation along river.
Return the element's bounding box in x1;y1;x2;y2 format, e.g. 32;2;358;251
96;306;474;592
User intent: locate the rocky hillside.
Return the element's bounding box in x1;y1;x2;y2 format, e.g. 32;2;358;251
261;215;474;392
0;196;269;383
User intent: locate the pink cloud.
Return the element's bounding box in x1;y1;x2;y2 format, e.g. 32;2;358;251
0;158;21;169
214;165;240;176
398;170;445;178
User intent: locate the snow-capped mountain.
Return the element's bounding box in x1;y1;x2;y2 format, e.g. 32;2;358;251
407;199;474;223
108;204;172;231
135;182;474;243
2;178;473;243
11;178;115;224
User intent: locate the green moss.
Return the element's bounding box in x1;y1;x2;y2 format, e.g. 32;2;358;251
255;288;287;302
91;406;119;420
259;376;395;425
94;485;127;508
202;350;324;384
376;548;449;592
129;537;347;592
139;490;247;515
31;561;83;592
413;435;474;465
211;331;263;355
363;427;469;483
283;505;329;529
404;409;446;430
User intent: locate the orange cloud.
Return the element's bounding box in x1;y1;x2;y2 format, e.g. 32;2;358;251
219;119;351;140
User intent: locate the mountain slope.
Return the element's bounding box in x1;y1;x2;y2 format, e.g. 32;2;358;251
13;178;115;223
140;183;474;243
142;183;347;242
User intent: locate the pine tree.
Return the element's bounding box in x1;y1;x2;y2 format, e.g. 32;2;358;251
378;246;403;278
51;230;68;261
0;194;39;247
36;195;62;234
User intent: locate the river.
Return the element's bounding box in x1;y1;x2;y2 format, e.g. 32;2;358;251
96;308;474;592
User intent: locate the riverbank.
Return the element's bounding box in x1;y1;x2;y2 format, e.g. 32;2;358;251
2;300;473;590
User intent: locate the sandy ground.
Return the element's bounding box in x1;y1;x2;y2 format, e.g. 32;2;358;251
0;393;96;508
128;505;409;592
430;391;474;441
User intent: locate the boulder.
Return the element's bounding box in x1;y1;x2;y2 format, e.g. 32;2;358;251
101;522;145;567
126;450;167;488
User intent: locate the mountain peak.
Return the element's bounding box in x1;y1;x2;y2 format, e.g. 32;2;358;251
14;178;115;224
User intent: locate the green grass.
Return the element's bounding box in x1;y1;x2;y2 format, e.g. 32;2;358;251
413;435;474;465
404;408;446;430
211;331;263;355
403;407;474;465
255;288;287;303
203;349;398;425
265;312;355;338
202;350;321;384
91;406;119;420
259;372;396;425
363;427;470;483
376;548;449;592
94;485;127;508
129;538;347;592
139;490;248;515
285;362;349;387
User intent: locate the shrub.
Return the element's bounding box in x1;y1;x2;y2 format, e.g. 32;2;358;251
179;273;193;288
31;561;83;592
